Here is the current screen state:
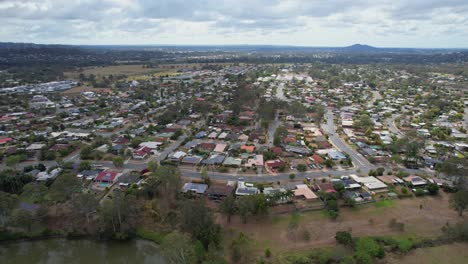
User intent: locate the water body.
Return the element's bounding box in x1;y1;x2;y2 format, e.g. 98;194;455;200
0;239;165;264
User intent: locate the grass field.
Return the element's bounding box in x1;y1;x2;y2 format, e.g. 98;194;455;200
64;64;180;80
61;85;111;95
386;243;468;264
219;192;467;261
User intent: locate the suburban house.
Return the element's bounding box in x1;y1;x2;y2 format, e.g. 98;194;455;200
403;176;428;187
245;154;264;168
182;182;208;194
168;151;186;162
94;170;119;183
206;185;235;200
181;155;203;165
36;168;62;181
350;174;388;194
133;146;152;159
235;180;259;196
293;184;319;200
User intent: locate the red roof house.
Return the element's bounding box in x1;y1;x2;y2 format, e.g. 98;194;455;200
95;170;119;183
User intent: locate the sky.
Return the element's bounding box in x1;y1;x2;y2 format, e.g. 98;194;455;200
0;0;467;48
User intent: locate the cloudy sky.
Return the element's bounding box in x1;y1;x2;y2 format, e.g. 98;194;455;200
1;0;467;48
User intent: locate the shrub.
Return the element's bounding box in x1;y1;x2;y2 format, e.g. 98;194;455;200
265;248;271;258
415;189;425;197
427;183;439;195
335;231;353;246
289;173;296;180
401;187;408;194
388;218;405;231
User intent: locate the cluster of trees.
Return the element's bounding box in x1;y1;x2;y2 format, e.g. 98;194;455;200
353;113;374;132
220;191;294;224
335;231;385;263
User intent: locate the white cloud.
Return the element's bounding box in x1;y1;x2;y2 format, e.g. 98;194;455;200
0;0;467;48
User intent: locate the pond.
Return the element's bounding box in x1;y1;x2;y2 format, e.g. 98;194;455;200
0;238;165;264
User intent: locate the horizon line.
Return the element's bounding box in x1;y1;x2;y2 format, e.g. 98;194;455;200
2;41;468;50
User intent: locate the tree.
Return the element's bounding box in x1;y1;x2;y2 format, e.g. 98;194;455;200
78;161;91;171
355;237;384;258
354;114;374;131
49;173;82;202
112;156;124;168
230;232;251;263
324;159;335;168
0;191;18;227
335;231;353;246
297;164;307;172
450;190;468;216
10;209;34;232
80;146;93;160
219;194;236;223
6;155;21;169
20;182;48;203
180;200;221;249
148;160;158;172
289;173;296;180
333;182;345;196
161;231;196;264
201;167;210;185
99;190;138;236
72;192;99;225
427;183;439;195
438;157;468;182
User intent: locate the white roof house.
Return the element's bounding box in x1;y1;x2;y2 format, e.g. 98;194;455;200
139;141;163;149
350;174;387;192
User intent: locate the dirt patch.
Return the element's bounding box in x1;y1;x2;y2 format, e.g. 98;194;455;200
219;192;467;255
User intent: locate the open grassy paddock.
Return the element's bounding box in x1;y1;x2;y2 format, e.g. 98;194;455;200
64;64;180;80
386;242;468;264
219;192;467;262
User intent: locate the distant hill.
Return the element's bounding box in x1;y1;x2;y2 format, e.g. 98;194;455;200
342;44;379;52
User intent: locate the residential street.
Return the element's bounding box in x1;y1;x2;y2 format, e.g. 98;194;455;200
321;109;373;168
387;114;403;138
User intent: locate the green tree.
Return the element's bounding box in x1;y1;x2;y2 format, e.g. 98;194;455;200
10;209;34;232
230;232;251;263
49;173;81;202
354;114;374;131
180;200;221;248
6;155;21;169
335;231;353;246
220;194;236;223
296;164;307;172
289;173;296;180
148;160;158;172
99;190;138;236
72;192;99;225
0;191;18;227
161;231;196;264
80;146;93;160
427;183;439;195
20;182;48;203
355;237;384;258
112;156;124;168
78;161;91;171
450;190;468;216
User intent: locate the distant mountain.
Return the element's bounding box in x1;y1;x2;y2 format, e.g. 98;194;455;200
342;44;379;52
